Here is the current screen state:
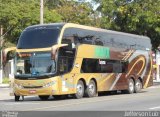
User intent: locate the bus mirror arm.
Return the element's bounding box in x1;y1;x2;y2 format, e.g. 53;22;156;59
51;44;68;60
3;47;16;65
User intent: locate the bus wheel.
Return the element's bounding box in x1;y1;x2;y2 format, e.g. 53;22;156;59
39;95;49;100
74;80;84;99
134;79;142;93
85;80;96;97
127;79;134;94
15;95;20;101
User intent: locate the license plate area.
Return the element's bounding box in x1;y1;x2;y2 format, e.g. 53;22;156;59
29;90;36;94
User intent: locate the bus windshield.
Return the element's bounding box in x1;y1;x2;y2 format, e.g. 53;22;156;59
15;52;56;78
17;27;60;49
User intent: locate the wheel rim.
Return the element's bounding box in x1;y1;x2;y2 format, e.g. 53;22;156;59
136;81;141;91
77;84;83;96
129;81;134;92
88;83;95;95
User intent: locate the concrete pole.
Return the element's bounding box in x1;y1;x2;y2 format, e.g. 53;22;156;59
0;26;3;84
40;0;44;24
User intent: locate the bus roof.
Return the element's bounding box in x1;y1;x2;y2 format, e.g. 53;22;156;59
26;23;150;41
25;23;65;30
24;23;151;50
63;23;150;40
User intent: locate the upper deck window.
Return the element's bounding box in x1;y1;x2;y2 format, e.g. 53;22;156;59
62;27;151;50
17;27;60;49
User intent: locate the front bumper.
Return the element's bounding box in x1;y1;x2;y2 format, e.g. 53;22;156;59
13;86;58;96
12;78;59;96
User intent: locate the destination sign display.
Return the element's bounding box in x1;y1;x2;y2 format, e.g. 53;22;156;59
17;53;31;57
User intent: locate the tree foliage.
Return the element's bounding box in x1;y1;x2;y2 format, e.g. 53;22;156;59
0;0;61;47
55;0;94;25
0;0;98;48
93;0;160;50
2;0;158;50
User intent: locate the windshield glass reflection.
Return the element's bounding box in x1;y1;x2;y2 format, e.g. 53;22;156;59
15;52;56;77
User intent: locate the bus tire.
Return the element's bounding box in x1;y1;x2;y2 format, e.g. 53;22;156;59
134;79;142;93
127;78;135;94
39;95;49;100
74;80;84;99
15;95;20;101
85;80;96;97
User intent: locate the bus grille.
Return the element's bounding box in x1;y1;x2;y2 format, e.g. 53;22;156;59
23;86;43;88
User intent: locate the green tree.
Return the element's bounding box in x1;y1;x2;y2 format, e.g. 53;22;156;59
55;0;95;26
0;0;101;48
0;0;61;47
93;0;160;50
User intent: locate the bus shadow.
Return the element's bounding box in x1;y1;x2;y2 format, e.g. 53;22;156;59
98;90;147;97
0;90;148;102
0;95;75;102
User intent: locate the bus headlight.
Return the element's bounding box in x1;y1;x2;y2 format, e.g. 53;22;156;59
43;81;55;88
14;83;23;89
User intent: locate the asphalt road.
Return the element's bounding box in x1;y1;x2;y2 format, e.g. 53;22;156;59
0;85;160;111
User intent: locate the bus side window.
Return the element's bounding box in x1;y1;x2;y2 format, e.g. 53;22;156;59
100;60;127;73
81;59;99;73
121;61;128;73
58;37;76;74
81;59;128;73
113;61;122;73
100;61;113;73
58;57;68;74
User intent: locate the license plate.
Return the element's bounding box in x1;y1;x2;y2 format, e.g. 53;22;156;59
29;90;36;94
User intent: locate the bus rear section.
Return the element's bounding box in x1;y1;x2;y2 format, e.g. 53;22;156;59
74;44;153;94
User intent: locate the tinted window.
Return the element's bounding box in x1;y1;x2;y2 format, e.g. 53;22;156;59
57;47;76;74
81;58;128;73
81;59;99;73
17;28;60;49
63;27;151;50
15;52;56;79
63;28;103;46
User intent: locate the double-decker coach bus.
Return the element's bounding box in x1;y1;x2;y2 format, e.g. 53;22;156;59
4;23;153;101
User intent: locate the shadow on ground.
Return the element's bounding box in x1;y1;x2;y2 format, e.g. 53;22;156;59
0;90;148;102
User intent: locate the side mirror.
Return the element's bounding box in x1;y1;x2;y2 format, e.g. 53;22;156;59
63;42;73;50
62;39;73;50
51;44;68;60
3;47;16;65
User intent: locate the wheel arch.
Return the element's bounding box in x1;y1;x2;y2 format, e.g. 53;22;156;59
77;78;87;89
128;75;136;85
137;77;143;87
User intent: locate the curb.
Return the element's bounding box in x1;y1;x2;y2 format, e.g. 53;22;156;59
149;85;160;89
153;82;160;86
0;84;9;88
148;82;160;89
